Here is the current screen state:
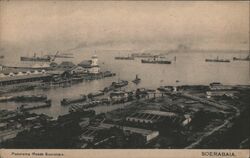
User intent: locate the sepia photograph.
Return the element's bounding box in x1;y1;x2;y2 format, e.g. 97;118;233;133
0;1;249;157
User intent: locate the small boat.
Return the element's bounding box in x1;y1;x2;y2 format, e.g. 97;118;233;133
61;95;87;106
0;55;4;59
103;71;116;77
111;80;128;88
132;75;141;84
205;56;230;62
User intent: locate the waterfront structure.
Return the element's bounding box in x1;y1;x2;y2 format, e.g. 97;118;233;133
71;66;87;74
0;69;50;87
77;55;100;74
110;91;129;102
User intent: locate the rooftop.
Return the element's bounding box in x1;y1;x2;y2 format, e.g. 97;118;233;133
0;74;51;82
139;110;176;117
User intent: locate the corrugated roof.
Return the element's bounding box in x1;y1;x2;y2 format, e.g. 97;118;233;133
140;110;176;117
0;74;51;82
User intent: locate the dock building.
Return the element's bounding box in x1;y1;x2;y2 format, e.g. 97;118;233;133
126;110;177;124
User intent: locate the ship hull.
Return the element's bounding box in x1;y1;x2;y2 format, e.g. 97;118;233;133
205;59;230;62
233;57;250;61
21;57;51;62
114;57;134;60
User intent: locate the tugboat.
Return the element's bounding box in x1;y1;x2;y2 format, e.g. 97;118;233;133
111;80;128;88
205;56;230;62
132;75;141;84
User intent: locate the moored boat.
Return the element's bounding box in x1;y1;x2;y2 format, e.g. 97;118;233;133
61;95;87;106
87;91;104;98
19;100;52;111
13;95;47;102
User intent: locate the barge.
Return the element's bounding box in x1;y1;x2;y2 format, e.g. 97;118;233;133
87;91;104;99
61;95;87;106
19;100;51;111
13;95;47;102
0;95;47;102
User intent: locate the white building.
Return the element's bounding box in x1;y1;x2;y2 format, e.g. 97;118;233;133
90;55;100;74
77;55;100;74
91;55;98;66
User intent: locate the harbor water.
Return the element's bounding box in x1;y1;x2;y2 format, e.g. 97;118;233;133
0;50;250;117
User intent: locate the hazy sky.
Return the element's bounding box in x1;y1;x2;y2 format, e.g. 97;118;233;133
0;1;249;52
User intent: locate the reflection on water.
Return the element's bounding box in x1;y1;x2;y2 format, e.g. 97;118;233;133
1;51;249;117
